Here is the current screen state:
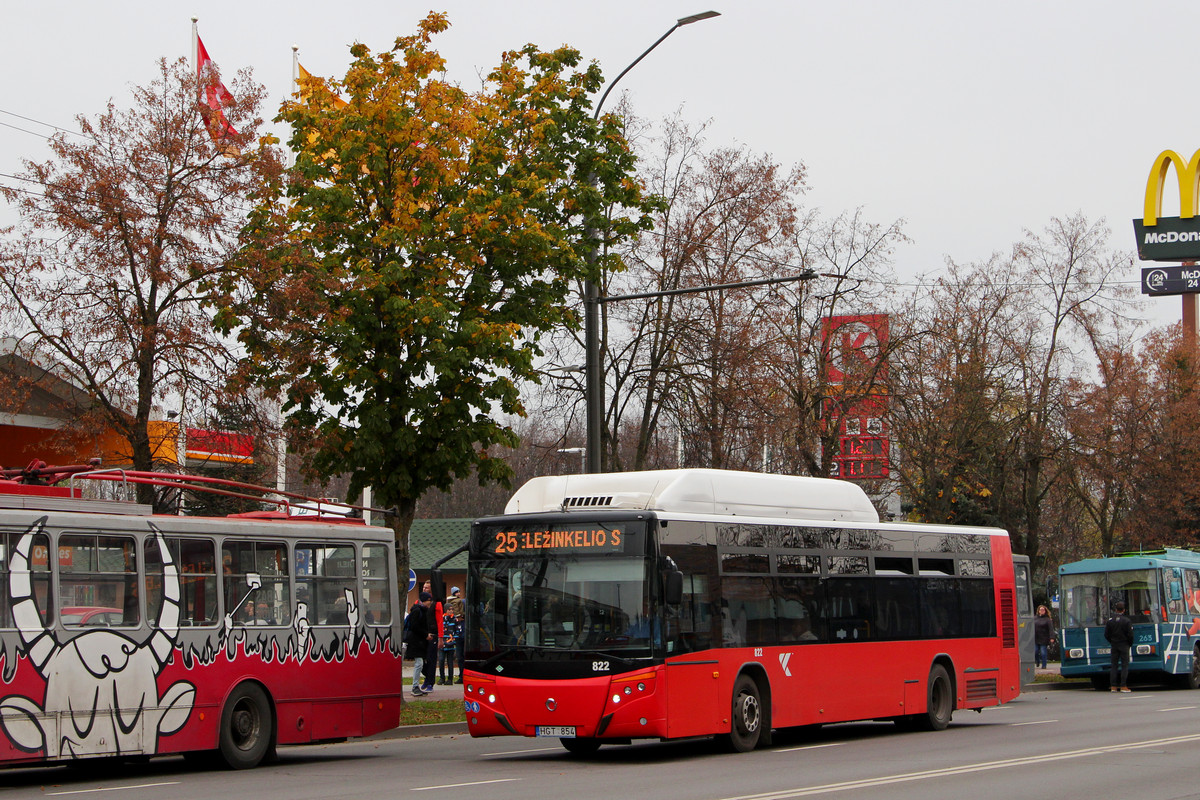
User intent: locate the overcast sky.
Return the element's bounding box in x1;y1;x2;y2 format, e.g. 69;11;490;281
3;1;1196;330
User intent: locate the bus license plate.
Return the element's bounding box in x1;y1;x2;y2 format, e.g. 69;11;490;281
1097;647;1111;655
537;726;576;738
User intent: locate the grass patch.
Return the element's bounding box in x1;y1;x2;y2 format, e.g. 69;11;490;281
399;698;465;726
1033;670;1087;683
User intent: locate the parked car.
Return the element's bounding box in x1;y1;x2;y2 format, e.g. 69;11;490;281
59;606;124;627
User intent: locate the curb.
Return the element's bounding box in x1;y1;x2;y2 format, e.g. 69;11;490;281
1022;680;1089;692
366;721;469;740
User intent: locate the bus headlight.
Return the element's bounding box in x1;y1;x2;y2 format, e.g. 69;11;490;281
1068;648;1084;659
1136;644;1153;655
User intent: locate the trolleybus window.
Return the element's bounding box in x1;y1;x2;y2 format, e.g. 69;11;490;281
59;533;138;626
223;540;289;625
362;543;393;625
0;529;52;627
1109;569;1157;621
145;537;218;627
296;542;357;625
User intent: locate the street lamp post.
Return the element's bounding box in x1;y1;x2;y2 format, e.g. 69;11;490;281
584;10;720;474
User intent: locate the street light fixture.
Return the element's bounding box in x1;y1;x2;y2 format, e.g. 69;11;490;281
584;10;720;475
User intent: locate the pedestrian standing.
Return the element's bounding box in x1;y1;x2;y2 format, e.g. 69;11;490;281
448;586;466;683
1104;600;1134;692
404;592;434;696
439;606;462;684
1033;605;1055;669
421;580;442;693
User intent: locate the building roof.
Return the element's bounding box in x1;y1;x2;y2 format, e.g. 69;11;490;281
409;518;472;571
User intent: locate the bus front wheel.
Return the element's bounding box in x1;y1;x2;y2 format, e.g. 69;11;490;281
915;664;953;731
725;675;763;752
219;682;274;769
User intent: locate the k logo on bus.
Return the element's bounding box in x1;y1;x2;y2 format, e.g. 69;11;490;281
779;652;793;677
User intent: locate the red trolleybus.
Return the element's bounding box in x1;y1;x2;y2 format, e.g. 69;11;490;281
462;469;1020;754
0;463;403;769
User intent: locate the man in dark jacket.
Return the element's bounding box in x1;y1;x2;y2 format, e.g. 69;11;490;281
405;593;434;696
1104;600;1134;692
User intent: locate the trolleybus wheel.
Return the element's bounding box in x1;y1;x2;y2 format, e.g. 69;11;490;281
916;664;953;731
219;682;274;769
726;674;763;752
1182;647;1200;690
560;737;602;755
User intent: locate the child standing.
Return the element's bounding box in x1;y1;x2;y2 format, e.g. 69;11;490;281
439;604;463;685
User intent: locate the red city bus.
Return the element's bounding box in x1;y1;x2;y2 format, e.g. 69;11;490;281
0;463;403;769
462;469;1020;754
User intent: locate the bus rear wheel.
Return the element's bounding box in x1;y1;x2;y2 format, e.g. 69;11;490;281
725;675;763;752
915;664;953;731
219;682;274;769
560;737;601;756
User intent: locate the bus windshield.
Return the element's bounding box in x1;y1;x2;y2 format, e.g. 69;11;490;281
468;554;653;657
1062;569;1158;627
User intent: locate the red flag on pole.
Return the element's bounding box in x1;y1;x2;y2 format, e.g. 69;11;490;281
196;35;238;146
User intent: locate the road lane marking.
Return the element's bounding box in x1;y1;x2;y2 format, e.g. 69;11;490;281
1009;720;1058;726
413;779;520;791
717;733;1200;800
1158;706;1197;712
49;783;181;796
776;743;847;753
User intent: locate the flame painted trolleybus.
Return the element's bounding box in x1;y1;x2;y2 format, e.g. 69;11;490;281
1059;548;1200;690
461;469;1021;754
0;462;403;770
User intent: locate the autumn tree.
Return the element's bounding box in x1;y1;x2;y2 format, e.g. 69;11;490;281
888;259;1024;527
222;14;651;582
0;57;280;508
1124;330;1200;546
1003;215;1131;569
760;210;907;481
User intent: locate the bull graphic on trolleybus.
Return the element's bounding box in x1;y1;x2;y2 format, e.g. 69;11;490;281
0;520;196;758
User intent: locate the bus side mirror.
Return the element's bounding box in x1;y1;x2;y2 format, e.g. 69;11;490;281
431;570;446;603
665;571;683;605
1171;583;1182;602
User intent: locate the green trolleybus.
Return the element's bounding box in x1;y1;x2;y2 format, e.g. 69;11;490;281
1059;548;1200;690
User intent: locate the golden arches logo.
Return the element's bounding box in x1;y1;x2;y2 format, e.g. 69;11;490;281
1144;149;1200;226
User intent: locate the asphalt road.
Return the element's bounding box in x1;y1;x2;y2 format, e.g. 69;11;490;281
5;682;1200;800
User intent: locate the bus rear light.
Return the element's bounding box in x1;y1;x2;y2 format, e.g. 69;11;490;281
1136;644;1153;655
1069;648;1084;659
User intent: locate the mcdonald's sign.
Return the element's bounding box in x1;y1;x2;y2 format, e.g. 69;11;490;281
1133;149;1200;261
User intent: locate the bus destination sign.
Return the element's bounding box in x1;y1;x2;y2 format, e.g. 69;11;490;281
492;525;625;555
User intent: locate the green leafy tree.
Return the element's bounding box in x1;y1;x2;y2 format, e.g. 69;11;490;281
222;14;650;580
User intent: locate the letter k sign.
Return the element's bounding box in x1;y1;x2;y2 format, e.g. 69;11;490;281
779;652;793;677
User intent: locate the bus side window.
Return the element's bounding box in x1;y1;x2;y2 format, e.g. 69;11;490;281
1186;570;1200;615
0;531;53;627
59;534;138;628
